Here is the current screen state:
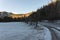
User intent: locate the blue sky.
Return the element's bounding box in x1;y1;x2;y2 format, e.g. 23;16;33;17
0;0;51;14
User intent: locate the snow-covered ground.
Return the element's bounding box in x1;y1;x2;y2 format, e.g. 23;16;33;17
0;22;51;40
39;22;60;40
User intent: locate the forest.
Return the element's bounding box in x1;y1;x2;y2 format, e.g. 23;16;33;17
0;1;59;22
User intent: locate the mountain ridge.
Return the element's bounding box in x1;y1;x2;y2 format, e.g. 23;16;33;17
0;11;32;18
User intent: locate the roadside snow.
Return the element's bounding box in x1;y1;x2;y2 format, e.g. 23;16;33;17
0;22;52;40
39;22;60;40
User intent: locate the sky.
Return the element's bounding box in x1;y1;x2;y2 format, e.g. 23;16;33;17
0;0;51;14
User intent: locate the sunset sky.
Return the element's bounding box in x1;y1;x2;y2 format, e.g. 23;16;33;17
0;0;51;14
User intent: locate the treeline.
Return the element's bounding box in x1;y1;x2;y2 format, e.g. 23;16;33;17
0;1;59;23
26;1;60;22
24;1;60;27
0;17;26;22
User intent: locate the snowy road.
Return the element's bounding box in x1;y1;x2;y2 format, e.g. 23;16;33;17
0;22;52;40
39;22;60;40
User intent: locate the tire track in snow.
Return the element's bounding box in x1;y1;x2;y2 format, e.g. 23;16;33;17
41;24;59;40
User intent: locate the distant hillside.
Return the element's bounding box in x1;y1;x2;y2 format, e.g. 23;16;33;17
10;12;32;18
0;11;32;18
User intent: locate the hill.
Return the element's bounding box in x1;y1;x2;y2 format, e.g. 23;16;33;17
0;11;32;19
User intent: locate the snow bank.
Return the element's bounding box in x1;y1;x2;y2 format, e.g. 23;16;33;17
37;25;52;40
